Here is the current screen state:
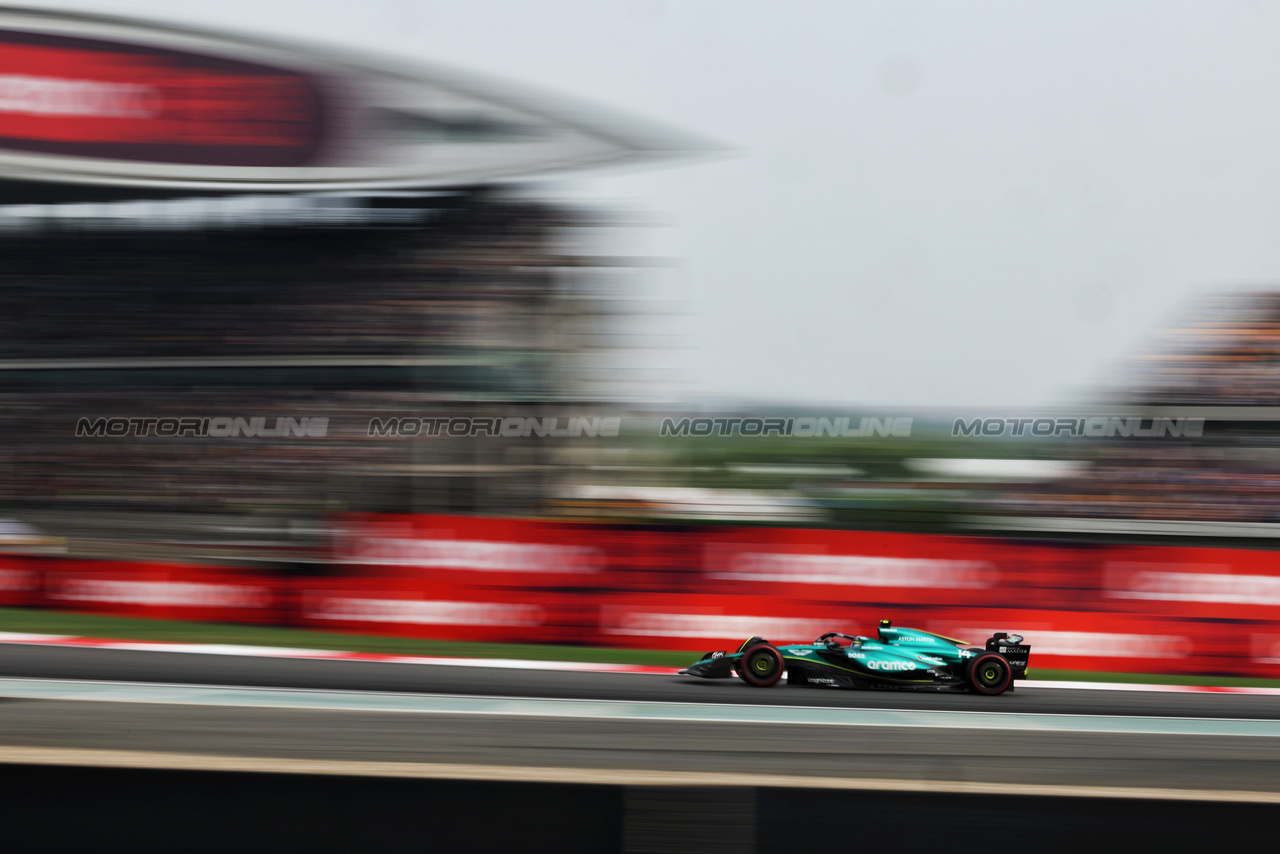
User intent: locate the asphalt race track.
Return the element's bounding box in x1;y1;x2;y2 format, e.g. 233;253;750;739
2;643;1280;793
3;643;1279;717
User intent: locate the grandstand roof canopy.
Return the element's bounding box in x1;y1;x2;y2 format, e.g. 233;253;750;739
0;7;702;198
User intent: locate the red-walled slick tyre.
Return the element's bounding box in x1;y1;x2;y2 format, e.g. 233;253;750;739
967;653;1012;695
738;645;785;687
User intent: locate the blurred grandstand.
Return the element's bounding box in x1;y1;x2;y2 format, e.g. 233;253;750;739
962;289;1280;534
0;191;660;558
1125;290;1280;406
0;8;697;566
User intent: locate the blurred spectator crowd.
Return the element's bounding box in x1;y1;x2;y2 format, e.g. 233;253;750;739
0;195;573;362
976;289;1280;525
1124;290;1280;406
0;194;605;519
975;444;1280;523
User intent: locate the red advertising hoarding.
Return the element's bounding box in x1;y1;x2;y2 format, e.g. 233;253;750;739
337;513;622;590
12;515;1280;679
0;555;39;607
292;576;588;645
0;30;323;166
39;559;282;624
695;527;1102;610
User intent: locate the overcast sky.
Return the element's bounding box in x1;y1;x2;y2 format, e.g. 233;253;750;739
26;1;1280;406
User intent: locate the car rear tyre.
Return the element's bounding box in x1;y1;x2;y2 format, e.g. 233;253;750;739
967;653;1012;695
738;645;784;687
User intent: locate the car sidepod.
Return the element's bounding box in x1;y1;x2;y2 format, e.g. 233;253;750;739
781;643;962;690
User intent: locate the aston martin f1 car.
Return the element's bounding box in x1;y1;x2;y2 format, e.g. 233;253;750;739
679;620;1030;695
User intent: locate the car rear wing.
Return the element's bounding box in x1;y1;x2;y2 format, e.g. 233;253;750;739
986;632;1031;679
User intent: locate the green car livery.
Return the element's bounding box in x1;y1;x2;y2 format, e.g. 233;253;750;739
680;620;1030;695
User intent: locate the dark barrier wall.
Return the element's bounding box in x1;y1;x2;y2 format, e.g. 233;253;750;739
3;764;1278;854
757;788;1280;851
0;764;622;854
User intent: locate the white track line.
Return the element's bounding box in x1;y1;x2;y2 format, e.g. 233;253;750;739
3;676;1279;738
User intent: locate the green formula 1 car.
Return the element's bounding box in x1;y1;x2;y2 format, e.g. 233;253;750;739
679;620;1030;695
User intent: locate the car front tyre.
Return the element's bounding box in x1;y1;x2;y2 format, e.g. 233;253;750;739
738;645;785;687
